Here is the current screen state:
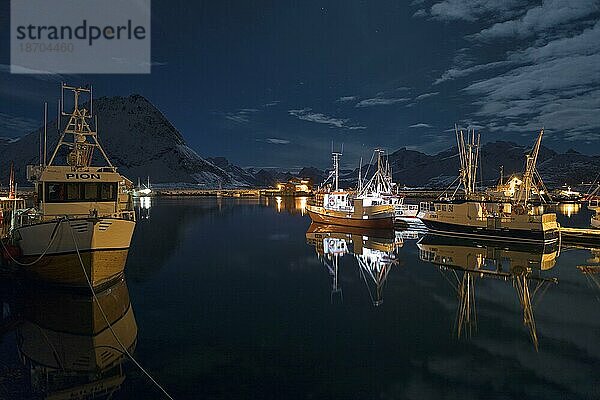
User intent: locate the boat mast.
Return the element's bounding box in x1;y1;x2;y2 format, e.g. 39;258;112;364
8;162;15;199
455;127;480;196
358;157;363;192
332;151;342;191
47;83;115;170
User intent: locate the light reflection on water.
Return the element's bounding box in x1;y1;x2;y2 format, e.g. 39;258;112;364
0;197;599;399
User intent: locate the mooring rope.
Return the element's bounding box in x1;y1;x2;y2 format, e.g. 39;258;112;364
66;218;175;400
0;218;64;267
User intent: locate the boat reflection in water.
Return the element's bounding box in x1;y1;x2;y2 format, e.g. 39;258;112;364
263;196;308;215
0;278;137;398
577;248;600;296
418;234;558;350
306;223;403;306
134;195;153;220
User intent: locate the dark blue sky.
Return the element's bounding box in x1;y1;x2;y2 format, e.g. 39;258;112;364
1;0;599;169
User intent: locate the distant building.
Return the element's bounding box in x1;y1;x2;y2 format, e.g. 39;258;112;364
275;177;312;196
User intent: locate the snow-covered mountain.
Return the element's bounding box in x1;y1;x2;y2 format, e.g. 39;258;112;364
0;95;248;187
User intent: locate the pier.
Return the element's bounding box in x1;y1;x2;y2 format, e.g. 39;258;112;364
155;188;261;197
560;226;600;247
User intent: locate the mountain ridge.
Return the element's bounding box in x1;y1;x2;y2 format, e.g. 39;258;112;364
1;94;598;189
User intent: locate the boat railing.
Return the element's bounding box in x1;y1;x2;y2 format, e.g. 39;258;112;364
114;210;136;221
328;204;354;212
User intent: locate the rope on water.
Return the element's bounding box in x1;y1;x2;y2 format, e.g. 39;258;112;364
66;218;175;400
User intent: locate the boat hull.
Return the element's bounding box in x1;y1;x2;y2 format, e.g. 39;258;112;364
307;205;393;229
17;249;130;288
419;218;559;244
12;217;135;287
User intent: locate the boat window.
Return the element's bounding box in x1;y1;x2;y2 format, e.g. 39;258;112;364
442;204;447;211
46;183;65;202
44;182;117;202
449;205;453;212
100;183;117;200
84;183;99;200
66;183;80;201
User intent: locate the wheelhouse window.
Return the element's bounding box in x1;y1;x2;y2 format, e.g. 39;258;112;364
45;182;117;202
66;183;80;201
84;183;98;200
100;183;116;200
46;183;65;202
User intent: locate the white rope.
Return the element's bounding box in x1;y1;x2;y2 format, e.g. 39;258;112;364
66;219;175;400
1;218;64;267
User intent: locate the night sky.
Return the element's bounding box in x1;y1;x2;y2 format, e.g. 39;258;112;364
1;0;599;169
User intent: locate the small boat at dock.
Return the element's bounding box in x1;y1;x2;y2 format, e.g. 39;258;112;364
418;128;559;244
5;84;136;288
357;149;419;221
306;151;394;229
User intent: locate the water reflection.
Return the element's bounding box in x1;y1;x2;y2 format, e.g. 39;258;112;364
557;202;581;218
262;196;308;215
134;195;153;220
0;278;137;398
578;248;600;299
306;223;403;306
418;234;558;349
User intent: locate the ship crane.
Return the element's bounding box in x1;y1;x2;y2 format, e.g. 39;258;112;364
516;128;552;205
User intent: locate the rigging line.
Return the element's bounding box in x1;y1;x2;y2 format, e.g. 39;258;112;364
357;257;376;305
437;267;458;292
66;219;175;400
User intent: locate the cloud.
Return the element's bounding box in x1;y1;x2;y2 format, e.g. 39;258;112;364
409;123;432;128
427;0;527;22
223;107;262;123
256;138;291;145
336;96;357;102
472;0;599;41
412;9;427;18
355;96;410;107
429;2;600;146
434;61;512;84
415;92;440;100
0;112;41;136
288;108;365;130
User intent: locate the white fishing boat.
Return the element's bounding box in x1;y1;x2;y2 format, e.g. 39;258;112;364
8;84;136;288
418;128;559;244
132;176;152;197
357;149;419;220
306;151;395;229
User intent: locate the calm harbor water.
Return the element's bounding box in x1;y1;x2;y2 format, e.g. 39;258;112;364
1;197;599;399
